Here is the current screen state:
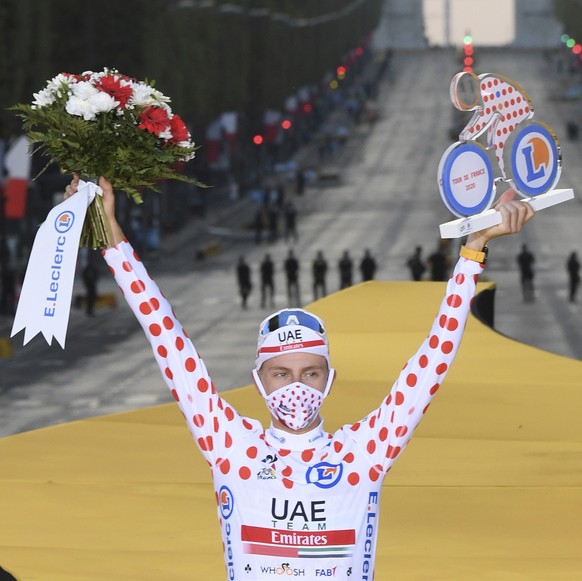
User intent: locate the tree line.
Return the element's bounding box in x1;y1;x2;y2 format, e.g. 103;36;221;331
0;0;383;139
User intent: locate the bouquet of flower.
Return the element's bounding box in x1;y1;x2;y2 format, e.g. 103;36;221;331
12;68;202;247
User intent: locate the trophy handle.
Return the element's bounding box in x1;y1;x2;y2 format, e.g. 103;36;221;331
439;188;575;239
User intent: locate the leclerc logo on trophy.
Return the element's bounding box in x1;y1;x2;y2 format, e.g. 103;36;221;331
438;71;575;238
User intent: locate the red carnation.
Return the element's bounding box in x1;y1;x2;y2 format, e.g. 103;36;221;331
138;106;171;136
169;114;189;143
96;75;133;109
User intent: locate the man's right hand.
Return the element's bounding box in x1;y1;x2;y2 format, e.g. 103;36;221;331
65;174;126;248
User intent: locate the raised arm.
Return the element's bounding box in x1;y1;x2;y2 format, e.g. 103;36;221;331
65;176;262;466
345;189;534;470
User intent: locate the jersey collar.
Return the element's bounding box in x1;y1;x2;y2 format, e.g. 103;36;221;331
265;420;328;451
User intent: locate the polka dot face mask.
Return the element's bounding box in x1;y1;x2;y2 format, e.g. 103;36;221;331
252;369;335;432
265;381;324;431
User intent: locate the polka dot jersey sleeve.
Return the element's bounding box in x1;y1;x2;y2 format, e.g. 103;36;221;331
103;240;261;467
346;257;484;473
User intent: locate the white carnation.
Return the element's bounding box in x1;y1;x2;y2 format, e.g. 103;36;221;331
71;80;99;100
130;83;155;106
150;88;171;105
32;88;56;108
66;95;97;120
89;91;117;114
65;80;117;120
48;74;72;95
33;74;74;106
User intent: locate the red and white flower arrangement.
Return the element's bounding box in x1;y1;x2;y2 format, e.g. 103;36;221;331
12;68;202;247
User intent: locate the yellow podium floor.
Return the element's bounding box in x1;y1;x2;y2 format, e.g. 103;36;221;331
1;281;581;580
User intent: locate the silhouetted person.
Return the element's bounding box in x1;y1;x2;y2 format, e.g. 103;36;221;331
338;250;353;289
407;246;426;281
566;251;580;303
312;250;328;300
427;243;450;282
0;237;16;315
267;206;279;243
517;244;535;302
284;249;301;305
284;200;298;243
359;249;377;282
82;261;99;317
236;256;252;309
253;209;264;244
260;254;275;309
296;169;305;195
0;264;16;315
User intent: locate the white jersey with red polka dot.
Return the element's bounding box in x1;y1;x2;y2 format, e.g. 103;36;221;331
104;241;484;580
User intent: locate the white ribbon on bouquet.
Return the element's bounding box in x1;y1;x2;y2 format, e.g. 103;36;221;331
11;180;102;348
